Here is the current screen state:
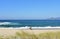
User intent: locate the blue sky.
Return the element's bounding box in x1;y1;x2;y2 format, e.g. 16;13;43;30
0;0;60;19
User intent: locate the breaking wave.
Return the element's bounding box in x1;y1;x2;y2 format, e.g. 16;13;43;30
0;22;20;25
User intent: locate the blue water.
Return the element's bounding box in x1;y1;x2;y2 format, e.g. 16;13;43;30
0;20;60;27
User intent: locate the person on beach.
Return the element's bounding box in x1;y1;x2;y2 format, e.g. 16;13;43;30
29;27;32;30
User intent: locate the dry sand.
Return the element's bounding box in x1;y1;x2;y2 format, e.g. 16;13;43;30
0;29;60;36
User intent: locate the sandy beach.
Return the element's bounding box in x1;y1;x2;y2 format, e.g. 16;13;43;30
0;29;60;36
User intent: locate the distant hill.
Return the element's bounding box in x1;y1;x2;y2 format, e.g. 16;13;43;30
47;17;60;20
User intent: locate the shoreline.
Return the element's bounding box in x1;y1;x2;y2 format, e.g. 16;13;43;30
0;27;60;30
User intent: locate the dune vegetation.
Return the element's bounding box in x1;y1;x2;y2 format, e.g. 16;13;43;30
0;31;60;39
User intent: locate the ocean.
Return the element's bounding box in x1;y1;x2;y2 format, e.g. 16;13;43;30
0;20;60;28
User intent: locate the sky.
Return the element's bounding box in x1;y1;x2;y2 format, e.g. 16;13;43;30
0;0;60;19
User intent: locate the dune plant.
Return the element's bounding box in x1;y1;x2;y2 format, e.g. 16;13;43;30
39;33;49;39
0;36;3;39
16;31;31;39
4;35;17;39
39;32;56;39
55;32;60;39
30;34;38;39
16;30;39;39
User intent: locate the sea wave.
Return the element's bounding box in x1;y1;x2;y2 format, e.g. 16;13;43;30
0;22;20;25
0;26;60;29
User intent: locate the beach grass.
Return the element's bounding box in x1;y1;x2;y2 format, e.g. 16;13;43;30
0;31;60;39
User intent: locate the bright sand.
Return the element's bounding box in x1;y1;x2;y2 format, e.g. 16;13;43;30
0;29;60;36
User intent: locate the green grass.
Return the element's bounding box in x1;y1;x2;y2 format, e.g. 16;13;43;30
0;31;60;39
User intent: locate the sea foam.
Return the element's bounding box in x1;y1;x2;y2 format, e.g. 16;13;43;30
0;22;20;25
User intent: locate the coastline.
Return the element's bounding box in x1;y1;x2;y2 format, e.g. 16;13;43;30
0;28;60;36
0;27;60;30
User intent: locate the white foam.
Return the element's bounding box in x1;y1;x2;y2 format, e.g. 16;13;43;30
0;26;60;29
0;22;11;25
0;22;20;25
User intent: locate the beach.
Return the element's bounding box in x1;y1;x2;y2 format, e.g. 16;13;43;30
0;29;60;36
0;28;60;39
